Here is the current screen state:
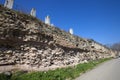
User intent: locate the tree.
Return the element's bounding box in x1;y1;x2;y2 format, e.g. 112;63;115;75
110;42;120;51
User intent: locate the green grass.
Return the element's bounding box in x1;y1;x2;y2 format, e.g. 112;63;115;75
0;73;9;80
0;58;112;80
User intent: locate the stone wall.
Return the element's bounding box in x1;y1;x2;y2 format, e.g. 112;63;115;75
0;5;115;71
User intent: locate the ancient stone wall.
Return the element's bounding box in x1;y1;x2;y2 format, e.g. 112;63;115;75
0;5;115;71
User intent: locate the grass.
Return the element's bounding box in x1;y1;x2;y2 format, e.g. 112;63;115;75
0;58;112;80
0;73;9;80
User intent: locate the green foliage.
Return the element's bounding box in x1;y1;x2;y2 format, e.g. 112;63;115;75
0;58;111;80
0;73;9;80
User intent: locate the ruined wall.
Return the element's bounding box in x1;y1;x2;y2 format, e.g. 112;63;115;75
0;5;115;71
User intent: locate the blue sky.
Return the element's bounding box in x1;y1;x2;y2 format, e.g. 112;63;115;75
1;0;120;45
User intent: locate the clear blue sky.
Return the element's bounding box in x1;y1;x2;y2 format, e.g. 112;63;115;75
1;0;120;45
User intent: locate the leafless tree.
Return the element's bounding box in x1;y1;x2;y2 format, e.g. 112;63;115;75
110;42;120;51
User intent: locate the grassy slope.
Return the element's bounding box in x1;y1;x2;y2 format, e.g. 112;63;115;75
0;58;112;80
